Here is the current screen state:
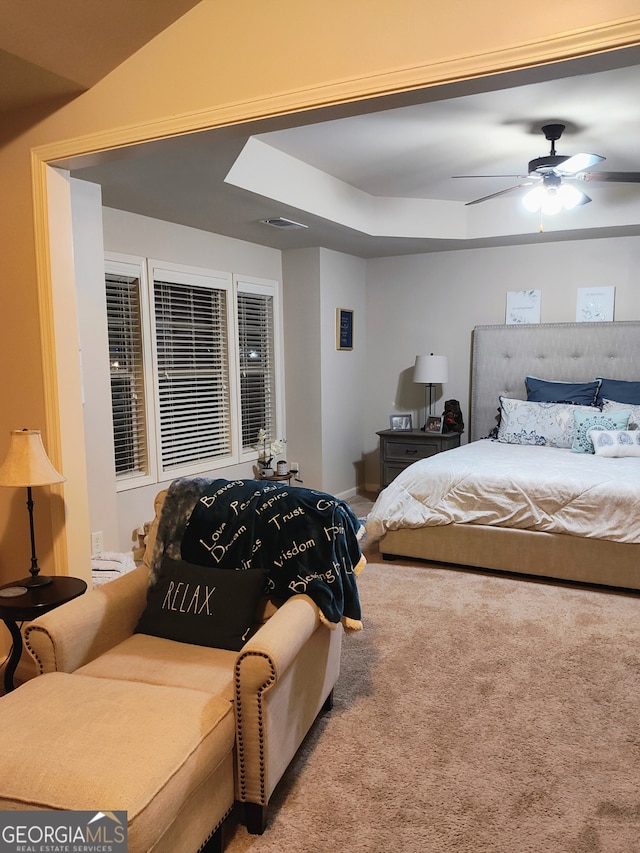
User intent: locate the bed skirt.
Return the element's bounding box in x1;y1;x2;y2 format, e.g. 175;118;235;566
380;524;640;591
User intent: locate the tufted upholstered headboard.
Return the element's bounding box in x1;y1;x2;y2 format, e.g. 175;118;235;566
470;321;640;442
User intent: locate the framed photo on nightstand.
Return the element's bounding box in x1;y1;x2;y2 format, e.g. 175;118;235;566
390;413;413;431
426;415;443;433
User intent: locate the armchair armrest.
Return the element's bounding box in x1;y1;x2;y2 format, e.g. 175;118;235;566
24;565;149;674
234;594;342;823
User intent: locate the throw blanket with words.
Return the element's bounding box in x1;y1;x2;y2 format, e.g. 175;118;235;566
180;479;365;631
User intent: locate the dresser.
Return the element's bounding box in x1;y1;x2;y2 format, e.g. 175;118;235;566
377;429;461;488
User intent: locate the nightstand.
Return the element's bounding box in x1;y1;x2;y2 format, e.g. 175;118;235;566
377;429;461;488
0;575;87;692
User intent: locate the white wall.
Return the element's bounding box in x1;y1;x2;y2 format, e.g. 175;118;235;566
71;179;119;553
319;249;366;497
282;248;367;499
364;235;640;488
282;248;323;489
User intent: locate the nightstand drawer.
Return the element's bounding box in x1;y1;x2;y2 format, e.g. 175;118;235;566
385;441;439;461
377;429;462;489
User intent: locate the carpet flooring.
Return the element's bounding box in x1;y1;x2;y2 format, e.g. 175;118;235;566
223;537;640;852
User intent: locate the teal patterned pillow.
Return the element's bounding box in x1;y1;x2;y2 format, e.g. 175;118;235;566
571;409;631;454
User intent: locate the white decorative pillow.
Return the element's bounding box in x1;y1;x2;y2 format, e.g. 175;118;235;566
602;399;640;430
590;430;640;458
496;398;597;448
571;409;631;454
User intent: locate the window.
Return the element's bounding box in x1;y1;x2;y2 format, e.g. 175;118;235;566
151;266;233;476
104;259;282;486
237;280;277;452
104;260;152;486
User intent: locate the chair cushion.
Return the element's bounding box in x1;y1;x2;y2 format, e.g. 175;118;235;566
0;672;235;853
76;633;237;700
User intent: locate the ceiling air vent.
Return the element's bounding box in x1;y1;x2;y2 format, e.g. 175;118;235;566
260;217;308;230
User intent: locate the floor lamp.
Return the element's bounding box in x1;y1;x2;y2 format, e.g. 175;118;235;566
413;354;449;430
0;429;66;588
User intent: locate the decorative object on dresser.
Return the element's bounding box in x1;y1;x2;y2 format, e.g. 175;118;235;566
413;353;449;430
377;428;461;489
0;428;66;588
389;413;413;431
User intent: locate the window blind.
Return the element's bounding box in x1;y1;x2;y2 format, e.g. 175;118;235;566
153;278;231;471
105;273;148;478
238;290;276;450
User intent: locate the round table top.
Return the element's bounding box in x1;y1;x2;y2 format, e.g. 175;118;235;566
0;575;87;620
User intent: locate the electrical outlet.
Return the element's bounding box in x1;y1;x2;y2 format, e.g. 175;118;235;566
91;531;104;555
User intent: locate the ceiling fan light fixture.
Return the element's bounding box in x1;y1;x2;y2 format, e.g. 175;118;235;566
557;182;583;210
522;186;545;212
522;181;585;215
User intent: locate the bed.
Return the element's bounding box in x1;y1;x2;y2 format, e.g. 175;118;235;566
369;320;640;590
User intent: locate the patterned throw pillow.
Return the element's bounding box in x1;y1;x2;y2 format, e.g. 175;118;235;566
590;430;640;458
602;399;640;430
496;398;597;448
571;409;631;454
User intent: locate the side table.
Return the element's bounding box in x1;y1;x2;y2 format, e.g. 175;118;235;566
377;428;462;489
0;575;87;693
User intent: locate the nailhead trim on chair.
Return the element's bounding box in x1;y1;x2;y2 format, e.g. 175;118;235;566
234;650;276;804
24;626;57;675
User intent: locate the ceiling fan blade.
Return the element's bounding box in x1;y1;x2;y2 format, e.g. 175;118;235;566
556;152;605;175
452;174;528;179
576;170;640;184
465;183;531;206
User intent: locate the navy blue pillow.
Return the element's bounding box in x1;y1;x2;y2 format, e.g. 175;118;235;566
525;376;600;406
135;557;268;651
596;378;640;406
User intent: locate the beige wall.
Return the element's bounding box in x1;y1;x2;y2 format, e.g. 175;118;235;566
1;0;639;599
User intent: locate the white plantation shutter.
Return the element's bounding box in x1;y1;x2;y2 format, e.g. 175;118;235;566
105;271;149;479
238;289;276;450
152;273;232;473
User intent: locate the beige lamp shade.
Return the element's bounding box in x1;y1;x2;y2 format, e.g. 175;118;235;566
413;354;449;384
0;429;65;487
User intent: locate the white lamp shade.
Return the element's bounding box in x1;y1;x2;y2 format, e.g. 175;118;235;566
0;429;65;487
413;354;449;384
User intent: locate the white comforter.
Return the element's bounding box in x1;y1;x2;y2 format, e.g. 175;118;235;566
367;439;640;544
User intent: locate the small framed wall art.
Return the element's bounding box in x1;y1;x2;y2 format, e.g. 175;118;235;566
576;286;615;322
390;414;413;431
506;290;541;324
336;308;354;350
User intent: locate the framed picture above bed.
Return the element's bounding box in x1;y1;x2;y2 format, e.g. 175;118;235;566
389;414;413;431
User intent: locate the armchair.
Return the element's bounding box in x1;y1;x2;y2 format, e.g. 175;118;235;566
25;546;342;835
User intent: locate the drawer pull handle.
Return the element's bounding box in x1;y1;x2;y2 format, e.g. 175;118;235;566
405;449;418;454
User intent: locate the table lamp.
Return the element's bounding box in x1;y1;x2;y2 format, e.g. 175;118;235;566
413;353;449;430
0;429;66;588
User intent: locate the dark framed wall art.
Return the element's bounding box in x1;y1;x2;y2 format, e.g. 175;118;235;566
336;308;354;350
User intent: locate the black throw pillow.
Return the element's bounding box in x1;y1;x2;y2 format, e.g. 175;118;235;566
135;556;268;651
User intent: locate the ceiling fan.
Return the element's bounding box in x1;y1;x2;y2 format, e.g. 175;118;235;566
454;123;640;213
